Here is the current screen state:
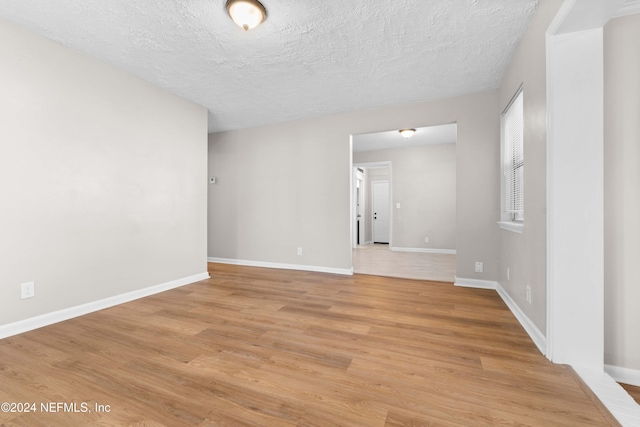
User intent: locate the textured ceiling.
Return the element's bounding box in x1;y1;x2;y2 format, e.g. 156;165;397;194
353;124;457;153
0;0;539;133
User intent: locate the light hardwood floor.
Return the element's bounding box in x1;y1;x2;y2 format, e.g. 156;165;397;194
621;383;640;405
353;244;640;406
0;263;620;426
353;244;456;282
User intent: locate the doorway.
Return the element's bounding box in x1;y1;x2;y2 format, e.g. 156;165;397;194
353;168;365;247
350;124;457;282
352;162;392;248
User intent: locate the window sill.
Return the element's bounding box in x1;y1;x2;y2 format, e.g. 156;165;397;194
498;221;524;234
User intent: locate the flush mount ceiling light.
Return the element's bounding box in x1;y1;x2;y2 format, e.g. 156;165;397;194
399;129;416;139
226;0;267;31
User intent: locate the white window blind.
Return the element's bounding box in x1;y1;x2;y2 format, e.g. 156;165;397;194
503;90;524;221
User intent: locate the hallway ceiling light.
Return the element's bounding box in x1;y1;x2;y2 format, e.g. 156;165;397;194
226;0;267;31
399;129;416;139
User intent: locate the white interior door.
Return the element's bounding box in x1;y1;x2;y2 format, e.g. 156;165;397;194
372;181;390;243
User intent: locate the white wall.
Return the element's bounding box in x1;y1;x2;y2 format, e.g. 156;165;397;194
0;17;209;328
354;143;456;251
208;90;498;280
497;0;562;335
604;12;640;372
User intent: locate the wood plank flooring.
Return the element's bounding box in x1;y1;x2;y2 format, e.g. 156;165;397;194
621;383;640;405
0;263;621;426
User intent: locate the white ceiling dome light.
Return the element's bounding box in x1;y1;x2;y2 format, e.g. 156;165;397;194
226;0;267;31
399;129;416;139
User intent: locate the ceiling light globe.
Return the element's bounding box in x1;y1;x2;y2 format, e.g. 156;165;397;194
226;0;267;31
399;129;416;139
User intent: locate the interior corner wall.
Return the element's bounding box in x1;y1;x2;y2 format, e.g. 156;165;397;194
0;17;209;327
496;0;563;335
603;12;640;372
354;144;457;251
208;90;499;280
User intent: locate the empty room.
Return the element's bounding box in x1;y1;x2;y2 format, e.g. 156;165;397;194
1;0;639;425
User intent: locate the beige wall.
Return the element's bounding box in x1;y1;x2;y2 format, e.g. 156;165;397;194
604;13;640;371
354;143;456;251
497;0;563;333
209;90;498;279
0;18;209;326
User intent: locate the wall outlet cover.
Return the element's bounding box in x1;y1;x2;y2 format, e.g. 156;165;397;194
21;281;35;299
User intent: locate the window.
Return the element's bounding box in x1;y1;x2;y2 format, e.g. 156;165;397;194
500;89;524;232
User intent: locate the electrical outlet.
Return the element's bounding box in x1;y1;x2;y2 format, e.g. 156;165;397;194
526;286;532;304
424;236;430;243
21;281;35;299
297;247;303;256
209;177;217;184
475;262;483;273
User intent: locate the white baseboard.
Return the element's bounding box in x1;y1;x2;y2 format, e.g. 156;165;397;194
454;277;498;289
391;247;456;255
574;366;640;426
606;364;640;388
495;283;546;355
454;277;546;356
208;257;353;276
0;271;210;340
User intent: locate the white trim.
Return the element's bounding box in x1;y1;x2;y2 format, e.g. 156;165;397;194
614;0;640;17
353;168;365;248
454;277;498;290
498;221;524;234
495;283;547;355
574;366;640;426
0;272;210;340
208;257;353;276
455;277;546;356
545;4;635;426
606;364;640;388
351;166;366;249
546;25;605;368
548;0;624;34
391;246;456;255
353;161;393;169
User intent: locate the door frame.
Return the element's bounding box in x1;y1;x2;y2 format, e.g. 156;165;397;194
352;161;393;248
352;168;365;248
